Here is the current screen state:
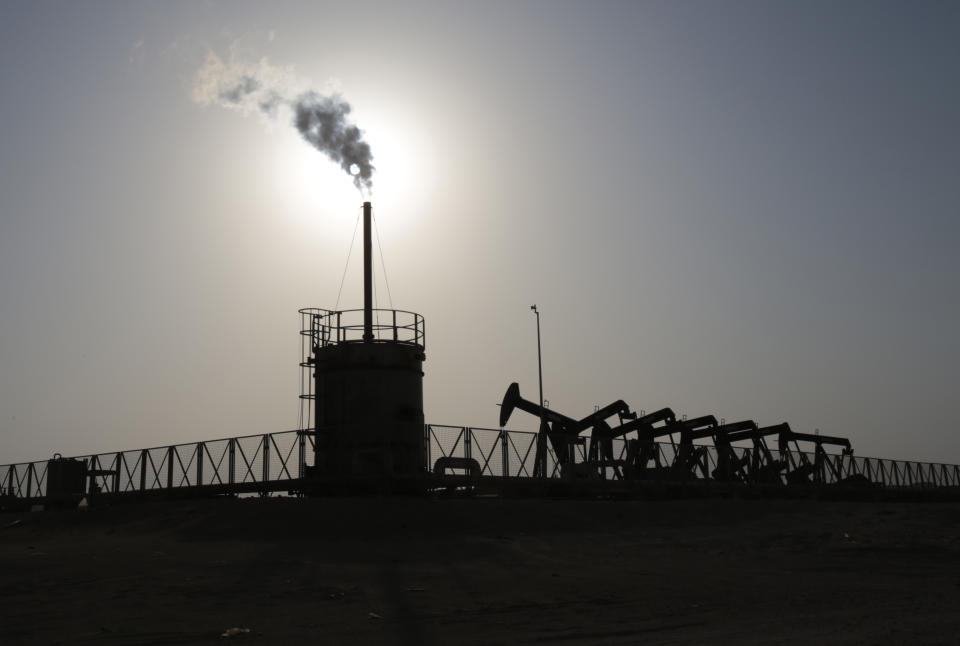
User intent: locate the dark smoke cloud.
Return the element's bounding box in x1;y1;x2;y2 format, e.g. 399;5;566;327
194;54;374;192
218;76;261;104
293;92;373;190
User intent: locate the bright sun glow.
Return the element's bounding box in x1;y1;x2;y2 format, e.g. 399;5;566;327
268;108;434;234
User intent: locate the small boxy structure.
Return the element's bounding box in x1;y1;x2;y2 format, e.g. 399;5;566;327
300;202;426;478
46;455;88;499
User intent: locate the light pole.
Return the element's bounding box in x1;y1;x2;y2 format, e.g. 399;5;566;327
531;305;546;477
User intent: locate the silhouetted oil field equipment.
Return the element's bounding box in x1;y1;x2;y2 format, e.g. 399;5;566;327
2;201;960;509
498;381;635;479
45;455;88;500
3;424;960;509
298;202;427;480
725;423;785;484
778;427;861;485
612;408;681;480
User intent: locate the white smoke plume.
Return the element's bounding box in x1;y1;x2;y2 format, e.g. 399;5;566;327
193;52;374;192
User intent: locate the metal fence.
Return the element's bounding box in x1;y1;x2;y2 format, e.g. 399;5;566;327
426;425;960;489
0;430;314;500
2;425;960;501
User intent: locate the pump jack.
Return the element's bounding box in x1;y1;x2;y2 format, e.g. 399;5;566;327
778;427;854;485
672;416;720;480
711;420;760;482
724;423;788;484
499;383;635;479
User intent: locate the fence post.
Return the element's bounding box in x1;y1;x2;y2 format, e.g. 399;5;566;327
229;439;236;485
110;453;118;493
501;429;509;477
139;450;147;492
90;456;100;493
167;447;174;489
464;427;472;461
26;463;34;498
424;425;431;472
196;442;204;487
263;434;270;483
298;431;305;479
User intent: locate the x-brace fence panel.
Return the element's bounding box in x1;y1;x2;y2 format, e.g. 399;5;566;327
427;426;466;463
235;435;265;484
468;429;503;477
269;433;300;482
506;431;538;477
203;440;230;487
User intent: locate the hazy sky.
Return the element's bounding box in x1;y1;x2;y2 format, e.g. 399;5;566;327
1;1;959;465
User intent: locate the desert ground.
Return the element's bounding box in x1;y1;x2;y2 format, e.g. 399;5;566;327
1;495;959;645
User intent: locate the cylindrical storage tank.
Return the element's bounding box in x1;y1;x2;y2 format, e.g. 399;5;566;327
303;308;426;477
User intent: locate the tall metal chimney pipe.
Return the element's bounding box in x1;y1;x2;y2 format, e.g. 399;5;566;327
363;201;373;342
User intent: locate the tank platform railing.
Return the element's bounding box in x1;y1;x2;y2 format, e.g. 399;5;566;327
3;426;960;506
296;307;426;434
299;308;425;349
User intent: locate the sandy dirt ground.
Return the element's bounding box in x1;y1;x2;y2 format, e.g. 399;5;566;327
1;496;959;645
